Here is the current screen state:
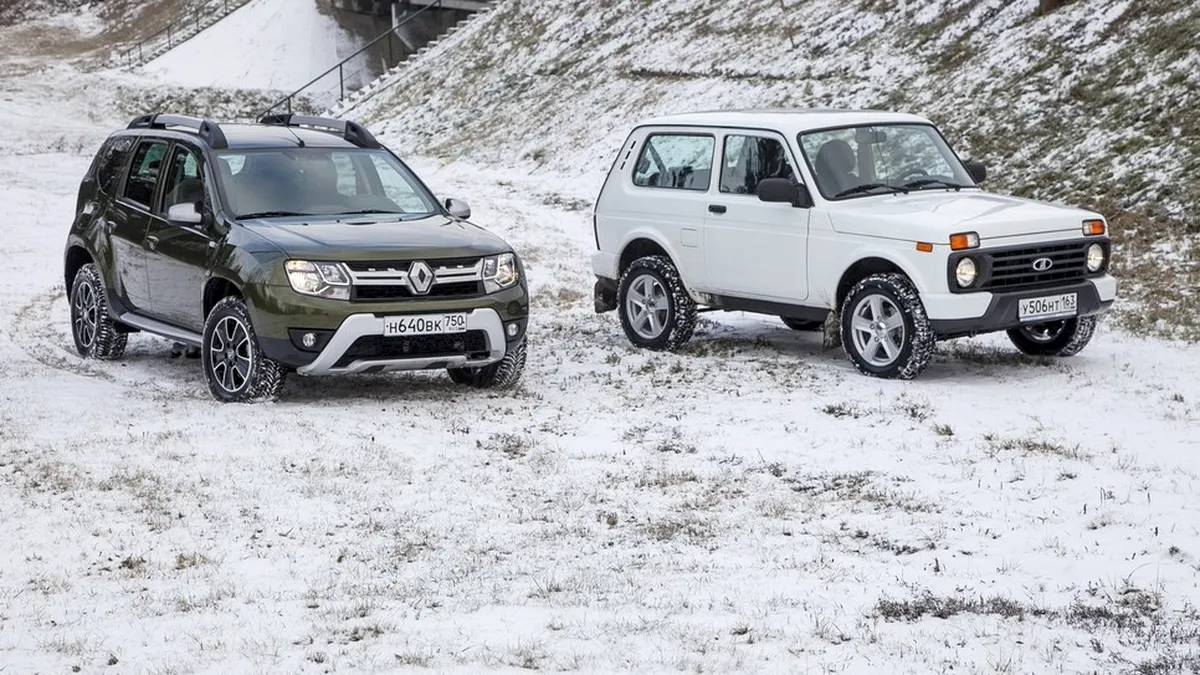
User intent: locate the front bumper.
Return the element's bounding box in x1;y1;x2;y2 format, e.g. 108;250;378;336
928;277;1115;338
291;308;513;376
247;282;528;374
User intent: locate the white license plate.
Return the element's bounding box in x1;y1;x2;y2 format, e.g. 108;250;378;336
1018;293;1078;322
382;313;467;337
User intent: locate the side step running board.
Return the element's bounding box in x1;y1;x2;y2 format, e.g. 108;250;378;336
117;312;204;347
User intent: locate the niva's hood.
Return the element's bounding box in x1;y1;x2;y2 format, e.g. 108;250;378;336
829;190;1101;242
242;214;511;261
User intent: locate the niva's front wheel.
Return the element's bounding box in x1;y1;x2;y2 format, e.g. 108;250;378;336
201;296;286;403
1007;316;1098;357
840;273;934;380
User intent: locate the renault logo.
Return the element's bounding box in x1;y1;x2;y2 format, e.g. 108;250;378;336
408;261;434;294
1032;257;1054;272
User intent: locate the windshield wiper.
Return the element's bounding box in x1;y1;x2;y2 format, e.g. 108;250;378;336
834;183;908;199
235;210;313;219
337;209;407;216
903;178;967;191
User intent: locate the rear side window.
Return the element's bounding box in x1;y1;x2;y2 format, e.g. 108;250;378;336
92;136;135;195
632;134;714;191
122;140;168;208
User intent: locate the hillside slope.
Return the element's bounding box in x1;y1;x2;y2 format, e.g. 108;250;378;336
349;0;1200;339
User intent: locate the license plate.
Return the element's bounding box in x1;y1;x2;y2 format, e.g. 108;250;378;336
1018;293;1077;322
383;313;467;336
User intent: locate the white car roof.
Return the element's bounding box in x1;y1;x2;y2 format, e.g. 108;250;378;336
636;109;933;134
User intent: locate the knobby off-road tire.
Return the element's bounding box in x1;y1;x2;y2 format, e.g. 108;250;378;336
70;263;127;360
1007;316;1098;357
448;338;527;389
840;273;934;380
201;296;285;403
780;316;823;331
617;255;696;351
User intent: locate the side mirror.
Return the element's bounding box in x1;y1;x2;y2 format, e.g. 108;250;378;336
445;198;471;220
964;159;987;184
167;202;203;225
757;178;814;208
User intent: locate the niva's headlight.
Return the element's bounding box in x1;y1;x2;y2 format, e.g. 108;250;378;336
285;260;351;300
483;253;520;293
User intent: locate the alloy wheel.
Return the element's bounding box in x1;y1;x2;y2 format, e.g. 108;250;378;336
850;294;905;367
209;316;253;393
625;273;670;340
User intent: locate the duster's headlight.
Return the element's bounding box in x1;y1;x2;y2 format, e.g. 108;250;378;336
285;260;351;300
483;253;519;293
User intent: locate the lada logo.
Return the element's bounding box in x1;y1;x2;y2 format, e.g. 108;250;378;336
1031;257;1054;272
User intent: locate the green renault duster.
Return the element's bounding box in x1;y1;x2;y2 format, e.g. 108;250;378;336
64;114;529;402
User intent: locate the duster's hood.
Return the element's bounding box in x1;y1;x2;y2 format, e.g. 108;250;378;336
241;214;511;261
829;190;1100;242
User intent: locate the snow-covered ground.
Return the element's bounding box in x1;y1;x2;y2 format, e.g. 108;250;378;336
1;60;1200;674
143;0;363;94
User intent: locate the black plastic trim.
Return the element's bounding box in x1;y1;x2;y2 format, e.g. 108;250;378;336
706;294;829;323
594;276;618;313
127;113;228;149
930;281;1112;339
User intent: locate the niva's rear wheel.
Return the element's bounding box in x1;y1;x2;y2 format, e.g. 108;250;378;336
840;273;934;380
201;296;285;403
1007;316;1098;357
617;255;696;351
448;338;526;389
70;263;127;360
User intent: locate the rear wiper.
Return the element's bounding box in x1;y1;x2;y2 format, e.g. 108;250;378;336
903;178;967;191
834;183;908;198
236;210;313;219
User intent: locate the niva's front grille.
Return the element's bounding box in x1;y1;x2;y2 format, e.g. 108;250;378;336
333;330;489;368
980;241;1095;291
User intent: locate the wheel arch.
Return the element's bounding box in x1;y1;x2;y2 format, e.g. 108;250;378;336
833;255;924;310
64;245;94;290
617;233;675;276
203;276;244;319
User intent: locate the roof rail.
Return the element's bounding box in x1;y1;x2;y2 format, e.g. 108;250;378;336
257;113;381;149
126;113;229;149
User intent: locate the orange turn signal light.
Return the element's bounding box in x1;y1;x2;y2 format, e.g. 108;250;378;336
916;242;934;253
949;232;980;251
1083;219;1106;236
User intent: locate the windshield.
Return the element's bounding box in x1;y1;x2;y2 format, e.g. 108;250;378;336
215;148;438;219
798;124;975;201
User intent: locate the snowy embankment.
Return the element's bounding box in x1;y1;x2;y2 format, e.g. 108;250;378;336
343;0;1200;341
143;0;363;97
1;59;1200;674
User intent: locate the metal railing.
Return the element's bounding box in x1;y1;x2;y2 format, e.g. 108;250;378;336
260;0;448;118
119;0;253;67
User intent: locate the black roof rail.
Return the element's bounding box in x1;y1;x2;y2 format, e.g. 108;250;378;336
126;113;229;149
257;113;381;149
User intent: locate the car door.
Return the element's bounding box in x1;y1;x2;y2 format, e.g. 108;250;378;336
144;142;213;331
703;131;811;302
108;138;169;313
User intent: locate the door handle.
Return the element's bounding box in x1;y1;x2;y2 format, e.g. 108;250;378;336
146;235;159;251
708;204;727;214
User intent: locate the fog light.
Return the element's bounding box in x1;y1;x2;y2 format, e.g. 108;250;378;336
506;323;519;338
302;332;317;349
